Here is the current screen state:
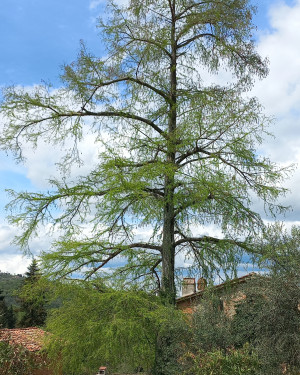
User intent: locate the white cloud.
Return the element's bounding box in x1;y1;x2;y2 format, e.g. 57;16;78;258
89;0;103;9
89;0;128;10
0;219;60;274
254;0;300;116
0;254;31;275
0;223;31;274
251;0;300;219
0;224;18;252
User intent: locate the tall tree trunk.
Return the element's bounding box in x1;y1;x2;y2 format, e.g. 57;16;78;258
161;178;176;304
161;0;177;306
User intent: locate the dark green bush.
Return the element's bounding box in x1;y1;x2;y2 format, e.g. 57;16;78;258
232;275;300;374
190;274;300;375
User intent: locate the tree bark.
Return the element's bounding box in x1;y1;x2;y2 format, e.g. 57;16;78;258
161;0;177;305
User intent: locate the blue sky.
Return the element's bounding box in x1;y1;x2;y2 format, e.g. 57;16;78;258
0;0;295;87
0;0;105;86
1;0;300;274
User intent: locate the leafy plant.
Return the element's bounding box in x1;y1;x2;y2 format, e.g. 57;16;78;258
0;341;40;375
45;282;188;374
18;259;47;328
182;344;260;375
232;275;300;374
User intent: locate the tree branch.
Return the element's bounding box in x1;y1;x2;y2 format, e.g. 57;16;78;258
85;77;171;103
177;33;216;49
175;235;250;251
84;242;162;280
80;109;167;138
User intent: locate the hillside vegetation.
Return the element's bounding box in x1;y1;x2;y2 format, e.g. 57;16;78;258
0;272;24;307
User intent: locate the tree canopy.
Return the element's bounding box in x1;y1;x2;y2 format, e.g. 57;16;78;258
0;0;290;303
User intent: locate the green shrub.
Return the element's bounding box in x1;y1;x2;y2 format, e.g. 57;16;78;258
153;308;191;375
191;292;233;352
182;344;260;375
0;341;40;375
45;284;189;375
232;275;300;374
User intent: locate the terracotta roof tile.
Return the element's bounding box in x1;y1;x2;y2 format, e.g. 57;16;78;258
0;327;47;352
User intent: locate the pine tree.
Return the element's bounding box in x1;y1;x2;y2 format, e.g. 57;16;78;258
19;260;47;327
24;259;40;282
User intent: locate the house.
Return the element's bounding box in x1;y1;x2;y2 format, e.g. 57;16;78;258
176;272;257;317
0;327;58;375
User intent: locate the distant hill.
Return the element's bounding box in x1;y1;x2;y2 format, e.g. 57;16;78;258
0;272;25;306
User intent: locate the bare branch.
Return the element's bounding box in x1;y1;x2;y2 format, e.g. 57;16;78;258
81;109;167;138
84;242;162;280
175;235;250;251
84;77;171;103
177;33;216;49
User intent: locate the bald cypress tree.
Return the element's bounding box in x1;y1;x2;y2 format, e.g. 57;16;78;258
0;0;289;304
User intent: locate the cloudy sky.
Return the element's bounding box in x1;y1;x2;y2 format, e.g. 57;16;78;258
0;0;300;275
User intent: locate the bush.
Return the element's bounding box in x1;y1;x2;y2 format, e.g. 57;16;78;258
45;283;189;375
189;274;300;374
0;341;40;375
232;275;300;374
153;307;191;375
191;292;233;352
182;344;259;375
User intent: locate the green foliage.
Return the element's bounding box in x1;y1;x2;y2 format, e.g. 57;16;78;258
191;291;234;352
0;272;24;308
18;260;47;327
24;259;40;280
232;227;300;374
0;290;8;328
0;0;291;301
6;305;16;329
182;344;260;375
45;283;187;374
258;223;300;277
0;289;15;328
189;270;300;375
153;308;190;375
0;341;40;375
232;275;300;374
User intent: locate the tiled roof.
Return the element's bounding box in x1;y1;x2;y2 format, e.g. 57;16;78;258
0;327;47;352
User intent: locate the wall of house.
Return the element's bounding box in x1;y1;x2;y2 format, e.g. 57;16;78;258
221;291;246;318
177;287;247;318
177;298;196;314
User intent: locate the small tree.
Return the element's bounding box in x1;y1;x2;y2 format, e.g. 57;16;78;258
182;345;260;375
188;278;300;374
232;275;300;375
18;260;47;327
